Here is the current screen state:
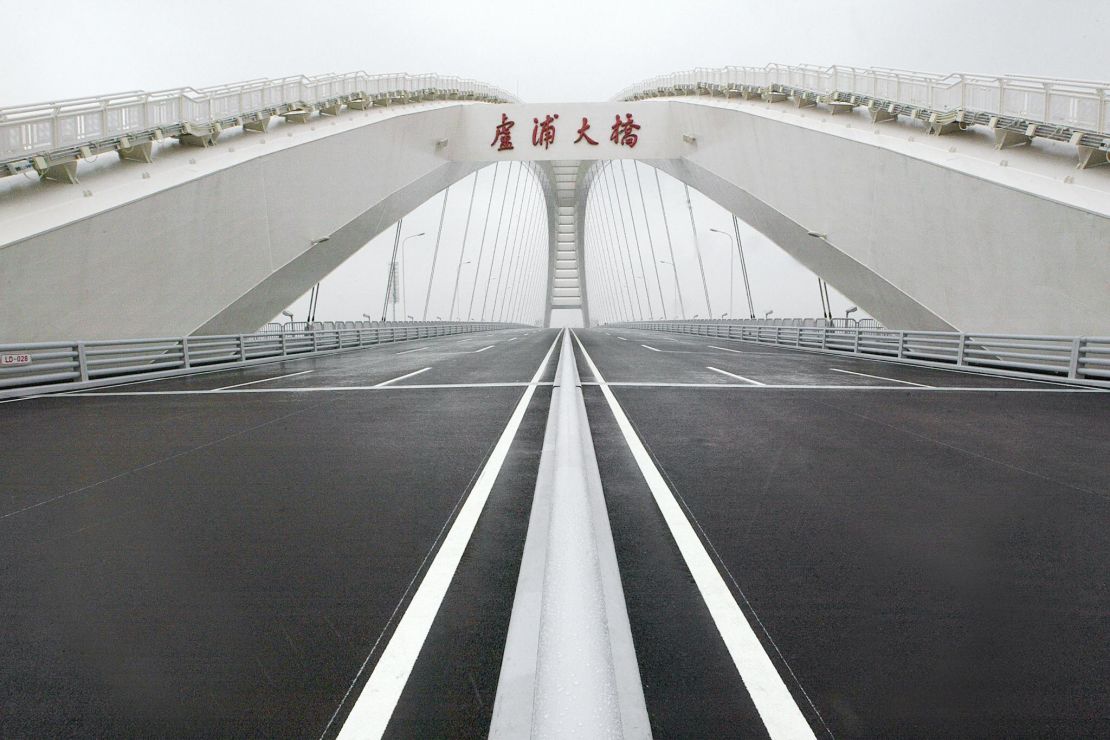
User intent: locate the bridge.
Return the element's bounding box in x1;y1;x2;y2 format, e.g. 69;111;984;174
1;65;1109;738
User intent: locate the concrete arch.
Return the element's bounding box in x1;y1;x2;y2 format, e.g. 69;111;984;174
3;96;1108;341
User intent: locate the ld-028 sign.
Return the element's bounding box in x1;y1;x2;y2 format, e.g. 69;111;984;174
450;102;681;161
0;353;31;366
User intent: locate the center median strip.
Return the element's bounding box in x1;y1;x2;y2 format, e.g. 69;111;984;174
573;330;819;739
329;332;561;740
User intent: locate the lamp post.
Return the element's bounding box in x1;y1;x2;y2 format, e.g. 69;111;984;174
400;232;426;321
281;310;294;332
709;227;736;319
658;259;680;320
764;309;773;319
845;306;858;322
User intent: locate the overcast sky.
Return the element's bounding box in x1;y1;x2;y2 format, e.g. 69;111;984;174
7;1;1108;326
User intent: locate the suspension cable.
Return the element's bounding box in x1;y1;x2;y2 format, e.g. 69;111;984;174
603;162;646;319
732;214;756;319
467;163;501;320
381;218;403;322
496;167;536;320
619;160;656;318
600;163;645;319
684;183;714;319
633;161;666;319
420;184;451;321
586;197;620;322
654;168;686;319
482;162;522;320
594;168;636;319
501;171;540;321
448;171;480;320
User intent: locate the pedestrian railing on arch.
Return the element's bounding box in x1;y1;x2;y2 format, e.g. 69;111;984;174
614;63;1110;169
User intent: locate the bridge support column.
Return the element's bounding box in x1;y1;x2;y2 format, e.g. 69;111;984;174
542;160;591;327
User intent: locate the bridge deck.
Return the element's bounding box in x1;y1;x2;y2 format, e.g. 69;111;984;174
2;328;1107;737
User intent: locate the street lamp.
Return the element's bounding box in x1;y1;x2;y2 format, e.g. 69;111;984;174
845;306;858;320
764;309;774;319
709;228;736;319
806;231;828;239
400;232;426;320
281;310;294;331
658;259;681;320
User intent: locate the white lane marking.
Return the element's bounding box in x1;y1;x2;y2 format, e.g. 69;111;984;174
215;369;314;390
473;345;496;353
572;331;817;739
374;367;431;387
830;367;932;387
395;346;430;355
508;337;519;342
707;344;788;356
617;337;628;341
706;366;766;386
641;344;661;352
332;331;563;740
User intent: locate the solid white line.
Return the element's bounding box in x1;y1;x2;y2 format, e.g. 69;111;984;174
214;369;314;390
374;367;431;387
573;332;816;740
473;345;495;353
830;367;932;387
641;344;661;352
334;331;562;740
706;366;766;386
395;346;429;355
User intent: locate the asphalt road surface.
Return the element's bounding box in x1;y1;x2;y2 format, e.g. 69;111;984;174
2;326;1107;738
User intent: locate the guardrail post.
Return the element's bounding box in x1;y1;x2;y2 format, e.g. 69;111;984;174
280;333;287;356
238;334;247;362
312;332;319;353
76;342;89;382
853;329;860;354
897;331;906;359
956;333;966;366
1068;337;1084;379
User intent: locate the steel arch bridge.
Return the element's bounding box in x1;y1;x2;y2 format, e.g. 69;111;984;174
2;64;1108;343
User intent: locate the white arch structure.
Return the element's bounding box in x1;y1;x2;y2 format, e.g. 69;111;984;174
1;65;1108;341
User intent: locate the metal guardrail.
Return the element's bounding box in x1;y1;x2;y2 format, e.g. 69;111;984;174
614;63;1110;168
607;320;1110;388
1;71;519;181
0;321;517;399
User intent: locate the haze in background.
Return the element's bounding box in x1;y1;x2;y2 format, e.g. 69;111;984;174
7;0;1106;325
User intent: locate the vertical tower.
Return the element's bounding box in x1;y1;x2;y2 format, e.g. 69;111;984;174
543;160;591;327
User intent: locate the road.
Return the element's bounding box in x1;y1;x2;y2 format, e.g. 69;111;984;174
1;326;1107;738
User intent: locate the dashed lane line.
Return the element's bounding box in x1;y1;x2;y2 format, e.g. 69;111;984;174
707;345;795;357
572;331;818;739
473;345;496;353
395;346;430;355
328;331;562;740
706;366;766;386
215;370;314;390
641;344;661;352
829;367;933;387
374;367;431;387
617;337;628;341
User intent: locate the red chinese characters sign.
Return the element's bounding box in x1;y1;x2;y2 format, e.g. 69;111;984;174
491;112;640;151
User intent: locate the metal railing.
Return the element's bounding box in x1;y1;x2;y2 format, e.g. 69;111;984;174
607;320;1110;388
1;71;519;179
613;63;1110;166
0;321;518;399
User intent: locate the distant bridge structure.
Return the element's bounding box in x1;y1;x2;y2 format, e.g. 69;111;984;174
1;64;1108;341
